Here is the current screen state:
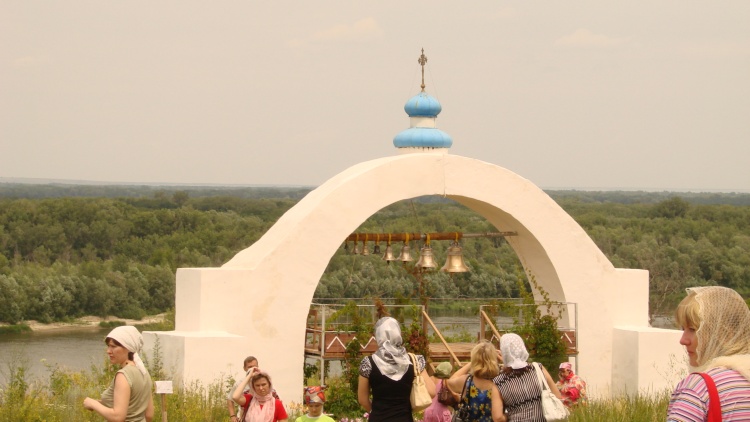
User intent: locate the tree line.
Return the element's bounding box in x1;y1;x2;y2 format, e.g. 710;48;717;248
0;187;748;324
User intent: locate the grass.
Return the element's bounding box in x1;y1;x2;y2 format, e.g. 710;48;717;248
0;355;671;421
0;324;32;335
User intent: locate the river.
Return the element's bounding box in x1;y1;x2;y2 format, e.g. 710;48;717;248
0;327;107;385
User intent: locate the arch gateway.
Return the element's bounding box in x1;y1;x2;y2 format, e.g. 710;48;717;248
143;152;684;403
143;63;684;402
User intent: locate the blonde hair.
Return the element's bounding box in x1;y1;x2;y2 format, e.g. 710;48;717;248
675;292;701;331
470;341;500;380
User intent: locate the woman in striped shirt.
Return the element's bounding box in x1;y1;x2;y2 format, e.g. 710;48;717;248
493;333;562;422
667;286;750;421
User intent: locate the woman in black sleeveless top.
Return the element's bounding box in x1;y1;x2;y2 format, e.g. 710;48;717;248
358;317;435;422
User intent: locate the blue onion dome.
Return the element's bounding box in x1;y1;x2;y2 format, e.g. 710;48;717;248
393;127;452;148
404;92;442;117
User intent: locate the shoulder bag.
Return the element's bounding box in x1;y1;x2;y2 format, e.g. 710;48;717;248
695;372;722;422
438;379;460;408
532;362;570;422
408;353;432;411
451;375;471;422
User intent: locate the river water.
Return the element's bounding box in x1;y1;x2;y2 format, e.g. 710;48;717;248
0;328;107;385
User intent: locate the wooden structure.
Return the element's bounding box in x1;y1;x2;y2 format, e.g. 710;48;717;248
304;301;578;385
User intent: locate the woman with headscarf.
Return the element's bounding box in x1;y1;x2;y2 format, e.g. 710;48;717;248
232;368;288;422
555;362;586;407
83;325;154;421
667;286;750;421
447;341;505;422
358;316;436;422
492;333;562;422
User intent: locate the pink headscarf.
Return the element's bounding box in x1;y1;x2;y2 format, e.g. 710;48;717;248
245;372;275;422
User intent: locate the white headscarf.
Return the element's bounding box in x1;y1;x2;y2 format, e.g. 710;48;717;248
500;333;529;370
106;325;148;375
371;317;411;381
689;286;750;381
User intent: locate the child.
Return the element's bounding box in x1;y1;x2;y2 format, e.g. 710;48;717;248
296;386;335;422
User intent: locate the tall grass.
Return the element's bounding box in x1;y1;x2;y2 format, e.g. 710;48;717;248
1;355;671;421
568;391;671;422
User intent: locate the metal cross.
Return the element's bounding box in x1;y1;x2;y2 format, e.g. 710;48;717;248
418;48;428;91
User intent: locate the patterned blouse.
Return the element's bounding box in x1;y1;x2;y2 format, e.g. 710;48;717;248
458;376;493;422
667;367;750;421
493;365;545;422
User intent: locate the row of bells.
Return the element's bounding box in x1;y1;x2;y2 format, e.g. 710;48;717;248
350;241;469;273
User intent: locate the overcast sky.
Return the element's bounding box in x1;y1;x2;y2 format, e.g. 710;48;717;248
2;2;749;192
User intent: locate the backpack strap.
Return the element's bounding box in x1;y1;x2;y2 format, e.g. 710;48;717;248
695;372;722;422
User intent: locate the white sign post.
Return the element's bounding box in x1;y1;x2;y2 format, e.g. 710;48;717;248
155;381;173;422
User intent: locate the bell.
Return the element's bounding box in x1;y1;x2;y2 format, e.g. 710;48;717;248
441;242;469;273
352;242;360;255
415;245;437;269
382;244;397;263
397;244;413;262
361;242;370;256
373;243;381;254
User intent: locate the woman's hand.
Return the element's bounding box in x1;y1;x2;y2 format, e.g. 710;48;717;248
83;397;97;410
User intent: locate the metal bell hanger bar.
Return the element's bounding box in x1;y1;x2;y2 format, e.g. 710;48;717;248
345;231;517;243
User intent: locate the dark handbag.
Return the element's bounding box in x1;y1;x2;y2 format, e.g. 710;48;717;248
437;379;459;407
451;375;471;422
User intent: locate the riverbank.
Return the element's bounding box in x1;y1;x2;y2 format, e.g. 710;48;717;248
0;314;168;334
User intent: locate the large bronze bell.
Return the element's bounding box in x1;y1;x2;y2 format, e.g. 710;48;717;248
397;243;413;262
441;242;469;273
382;244;396;262
415;245;438;269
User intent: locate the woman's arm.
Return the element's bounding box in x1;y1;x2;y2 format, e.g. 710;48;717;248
145;393;154;422
232;369;255;406
83;373;131;422
542;367;563;399
357;375;372;412
421;369;437;397
447;362;471;393
490;384;506;422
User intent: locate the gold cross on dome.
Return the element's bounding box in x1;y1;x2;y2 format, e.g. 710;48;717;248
418;48;428;91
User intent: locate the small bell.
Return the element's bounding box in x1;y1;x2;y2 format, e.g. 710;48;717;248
373;243;381;254
382;244;396;263
415;245;437;269
397;243;413;262
361;242;370;256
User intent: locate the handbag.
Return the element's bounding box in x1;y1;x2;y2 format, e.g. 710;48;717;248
532;362;570;422
408;353;432;411
451;375;471;422
695;373;722;422
437;379;460;408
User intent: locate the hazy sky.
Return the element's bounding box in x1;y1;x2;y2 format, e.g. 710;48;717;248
2;2;749;191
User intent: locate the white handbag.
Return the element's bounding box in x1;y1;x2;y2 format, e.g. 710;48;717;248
408;353;432;411
532;362;570;422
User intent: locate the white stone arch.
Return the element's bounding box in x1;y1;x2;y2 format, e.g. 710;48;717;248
145;152;683;405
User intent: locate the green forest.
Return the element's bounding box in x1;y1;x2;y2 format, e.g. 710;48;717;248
0;184;749;325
